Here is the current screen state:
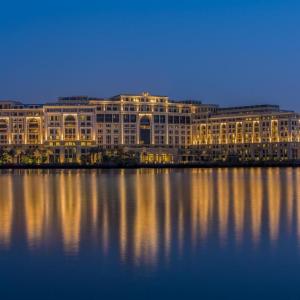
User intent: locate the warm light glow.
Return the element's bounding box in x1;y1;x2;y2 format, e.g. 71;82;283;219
217;169;229;246
24;173;46;249
1;168;299;265
134;170;158;266
119;170;127;261
163;171;171;261
267;168;280;244
250;168;263;245
233;168;245;245
0;175;13;249
60;173;82;255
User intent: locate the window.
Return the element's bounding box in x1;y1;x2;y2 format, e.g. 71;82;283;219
123;114;136;123
96;114;104;122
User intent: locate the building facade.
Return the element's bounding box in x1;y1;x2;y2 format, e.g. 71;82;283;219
190;105;300;162
0;92;299;164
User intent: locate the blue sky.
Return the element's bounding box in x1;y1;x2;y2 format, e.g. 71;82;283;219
1;0;300;109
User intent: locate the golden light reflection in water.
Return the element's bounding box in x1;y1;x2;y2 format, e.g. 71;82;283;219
267;168;280;244
250;168;263;245
296;169;300;243
91;172;98;232
1;168;300;265
217;169;229;246
233;169;245;244
101;185;110;255
163;171;171;260
119;170;127;261
60;173;82;254
134;171;158;266
0;175;13;248
285;168;293;234
178;198;184;255
24;173;46;249
191;170;212;247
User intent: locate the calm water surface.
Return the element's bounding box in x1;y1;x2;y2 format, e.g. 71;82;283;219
0;168;300;299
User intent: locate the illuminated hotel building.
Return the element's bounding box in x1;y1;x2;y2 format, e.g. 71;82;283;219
192;105;300;161
0;92;299;163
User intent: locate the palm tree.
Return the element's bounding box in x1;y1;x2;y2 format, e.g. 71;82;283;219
8;148;16;164
15;147;22;164
44;148;53;164
33;148;42;164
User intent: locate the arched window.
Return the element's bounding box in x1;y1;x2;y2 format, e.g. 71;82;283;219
0;119;8;130
139;116;151;145
64;115;76;126
140;116;150;126
27;118;39;131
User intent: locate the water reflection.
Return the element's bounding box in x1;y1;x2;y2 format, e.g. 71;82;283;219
296;170;300;243
60;174;82;254
134;171;158;266
24;173;47;249
0;168;299;267
250;168;263;245
267;168;281;244
217;169;229;246
119;170;127;261
0;175;13;248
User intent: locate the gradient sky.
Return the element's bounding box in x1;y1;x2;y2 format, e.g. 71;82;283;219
1;0;300;109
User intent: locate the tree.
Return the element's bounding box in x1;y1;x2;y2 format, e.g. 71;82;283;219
21;148;34;164
8;148;16;164
15;147;22;164
33;148;42;164
0;149;12;164
44;148;53;164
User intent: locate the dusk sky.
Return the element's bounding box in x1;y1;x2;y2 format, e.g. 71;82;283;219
1;0;300;110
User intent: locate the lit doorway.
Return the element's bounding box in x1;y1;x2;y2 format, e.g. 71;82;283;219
139;116;151;145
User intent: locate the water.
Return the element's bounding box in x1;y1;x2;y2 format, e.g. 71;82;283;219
0;168;300;299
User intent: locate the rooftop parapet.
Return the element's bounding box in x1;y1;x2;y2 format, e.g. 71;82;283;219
0;100;42;109
169;99;202;105
217;104;282;115
58;96;104;103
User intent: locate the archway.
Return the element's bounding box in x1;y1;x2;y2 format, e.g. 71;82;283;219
64;115;76;127
139;116;151;145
